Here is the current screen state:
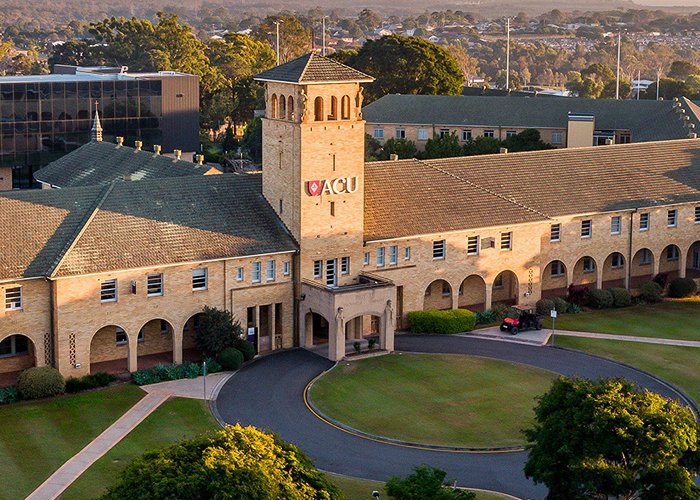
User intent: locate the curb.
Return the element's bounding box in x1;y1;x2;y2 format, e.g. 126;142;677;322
304;359;526;454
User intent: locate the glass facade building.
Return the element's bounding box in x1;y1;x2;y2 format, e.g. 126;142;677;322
0;67;199;188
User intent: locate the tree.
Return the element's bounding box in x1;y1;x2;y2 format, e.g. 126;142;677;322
668;60;700;81
642;77;691;100
380;138;417;160
252;15;311;64
600;78;632;99
462;136;501;156
102;424;342;499
195;306;243;357
386;465;475;500
358;8;381;33
524;377;700;500
344;35;464;103
241;117;263;163
422;133;462;159
365;133;382;161
502;129;554;153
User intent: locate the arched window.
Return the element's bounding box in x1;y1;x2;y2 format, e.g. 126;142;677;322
270;94;278;119
329;96;338;120
341;95;351;119
314;96;324;122
287;96;294;120
279;94;286;120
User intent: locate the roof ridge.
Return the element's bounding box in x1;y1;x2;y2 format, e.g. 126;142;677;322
297;53;315;83
417;159;552;220
47;182;116;278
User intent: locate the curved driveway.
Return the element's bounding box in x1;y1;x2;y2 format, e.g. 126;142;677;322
215;335;695;499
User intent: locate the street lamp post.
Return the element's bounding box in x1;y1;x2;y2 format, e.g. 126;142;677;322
505;17;511;91
616;31;622;99
274;21;282;65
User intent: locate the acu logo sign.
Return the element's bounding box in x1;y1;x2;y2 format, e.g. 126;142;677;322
306;176;359;196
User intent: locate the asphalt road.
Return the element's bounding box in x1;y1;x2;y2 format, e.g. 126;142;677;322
215;335;695;499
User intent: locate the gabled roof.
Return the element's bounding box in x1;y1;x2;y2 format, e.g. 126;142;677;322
363;94;700;143
0;174;296;281
363;139;700;241
254;53;373;84
34;141;221;189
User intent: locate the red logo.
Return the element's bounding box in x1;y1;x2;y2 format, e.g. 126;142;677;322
307;180;322;196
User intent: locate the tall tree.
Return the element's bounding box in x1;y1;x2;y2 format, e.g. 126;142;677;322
524;377;700;500
252;15;311;64
343;35;464;103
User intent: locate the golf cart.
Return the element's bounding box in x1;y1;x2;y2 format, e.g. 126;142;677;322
499;305;543;335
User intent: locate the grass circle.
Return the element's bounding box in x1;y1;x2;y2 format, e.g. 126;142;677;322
308;352;557;448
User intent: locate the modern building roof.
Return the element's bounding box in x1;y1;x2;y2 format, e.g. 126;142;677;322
254;53;374;84
34;141;221;188
363;94;700;143
363;138;700;241
0;66;194;84
0;174;296;281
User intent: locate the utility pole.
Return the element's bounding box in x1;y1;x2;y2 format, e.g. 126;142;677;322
274;20;282;65
322;17;327;56
656;69;661;100
505;17;510;91
615;31;621;99
637;69;641;100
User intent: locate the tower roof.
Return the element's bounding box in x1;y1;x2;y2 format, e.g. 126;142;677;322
254;53;374;84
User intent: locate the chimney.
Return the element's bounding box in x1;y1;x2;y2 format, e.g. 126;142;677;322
134;140;142;151
389;153;399;161
123;174;132;182
499;147;508;154
605;138;614;145
153;145;161;155
115;136;124;146
566;112;595;148
195;154;204;165
173;149;182;160
689;132;698;139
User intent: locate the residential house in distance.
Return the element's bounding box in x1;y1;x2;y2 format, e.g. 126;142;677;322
363;94;700;149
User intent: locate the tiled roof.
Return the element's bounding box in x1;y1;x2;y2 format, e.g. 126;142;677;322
0;174;296;281
34;141;220;188
363;94;700;143
254;53;373;84
363;139;700;241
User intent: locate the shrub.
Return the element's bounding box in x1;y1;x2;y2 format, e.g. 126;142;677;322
638;280;663;303
132;362;205;385
202;358;222;374
553;297;569;314
567;284;590;306
0;386;18;405
195;306;244;357
65;372;116;393
408;309;477;334
368;338;377;349
504;307;520;319
217;347;244;371
536;299;555;316
589;289;614;309
131;368;160;386
567;302;582;314
609;287;632;307
668;278;698;298
233;338;256;361
386;465;475;500
652;272;669;289
16;366;65;400
353;341;361;353
491;303;508;320
475;309;497;325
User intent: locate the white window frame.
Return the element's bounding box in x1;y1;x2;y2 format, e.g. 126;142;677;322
116;327;127;345
581;219;592;238
551;261;565;277
441;281;451;297
639;249;652;266
147;273;163;297
313;260;322;278
693;248;700;270
417;128;428;141
389;245;398;265
266;260;276;282
283;261;290;276
483;130;495;138
461;129;472;141
404;247;411;261
439;128;450;138
500;232;512;251
505;130;517;138
610;216;621;235
326;259;337;287
101;279;117;302
611;253;624;268
252;262;262;283
639;213;649;231
363;252;370;266
341;256;350;275
236;267;244;281
467;236;479;256
551;132;563;145
373;128;384;140
377;247;386;267
0;335;29;358
4;286;22;311
667;246;679;262
667;209;677;228
550;223;561;242
695;206;700;224
493;275;504;288
395;128;406;139
583;257;595;273
192;268;208;291
433;240;446;260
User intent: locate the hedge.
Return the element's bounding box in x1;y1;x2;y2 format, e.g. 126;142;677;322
218;347;244;371
589;289;614;309
668;278;698;298
16;366;65;400
552;297;569;314
0;386;17;405
131;361;221;386
234;339;256;361
475;309;497;325
408;309;476;334
535;299;554;316
638;280;663;303
609;287;632;307
65;372;116;393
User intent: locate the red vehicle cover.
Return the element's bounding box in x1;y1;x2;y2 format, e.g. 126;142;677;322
503;317;519;326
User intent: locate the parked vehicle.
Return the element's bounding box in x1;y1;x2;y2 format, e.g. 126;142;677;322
499;306;543;335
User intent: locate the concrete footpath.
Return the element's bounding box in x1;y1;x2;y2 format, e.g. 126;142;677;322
554;330;700;347
27;371;233;500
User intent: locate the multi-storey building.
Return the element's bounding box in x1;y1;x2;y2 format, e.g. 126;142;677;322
1;53;699;385
0;65;199;189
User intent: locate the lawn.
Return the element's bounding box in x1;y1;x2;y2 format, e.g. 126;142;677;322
62;397;218;499
309;353;557;448
553;299;700;341
554;336;700;405
0;384;144;500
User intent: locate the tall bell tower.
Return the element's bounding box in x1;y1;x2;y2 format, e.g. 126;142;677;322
254;54;374;286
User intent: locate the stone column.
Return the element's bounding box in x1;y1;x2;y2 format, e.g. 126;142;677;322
596;266;603;289
354;317;363;340
127;332;138;373
652;257;660;278
451;288;459;310
484;285;493;310
566;265;574;287
173;322;183;365
679;250;687;279
254;306;260;353
270;304;277;351
302;311;314;348
328;310;345;361
382;302;395;353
